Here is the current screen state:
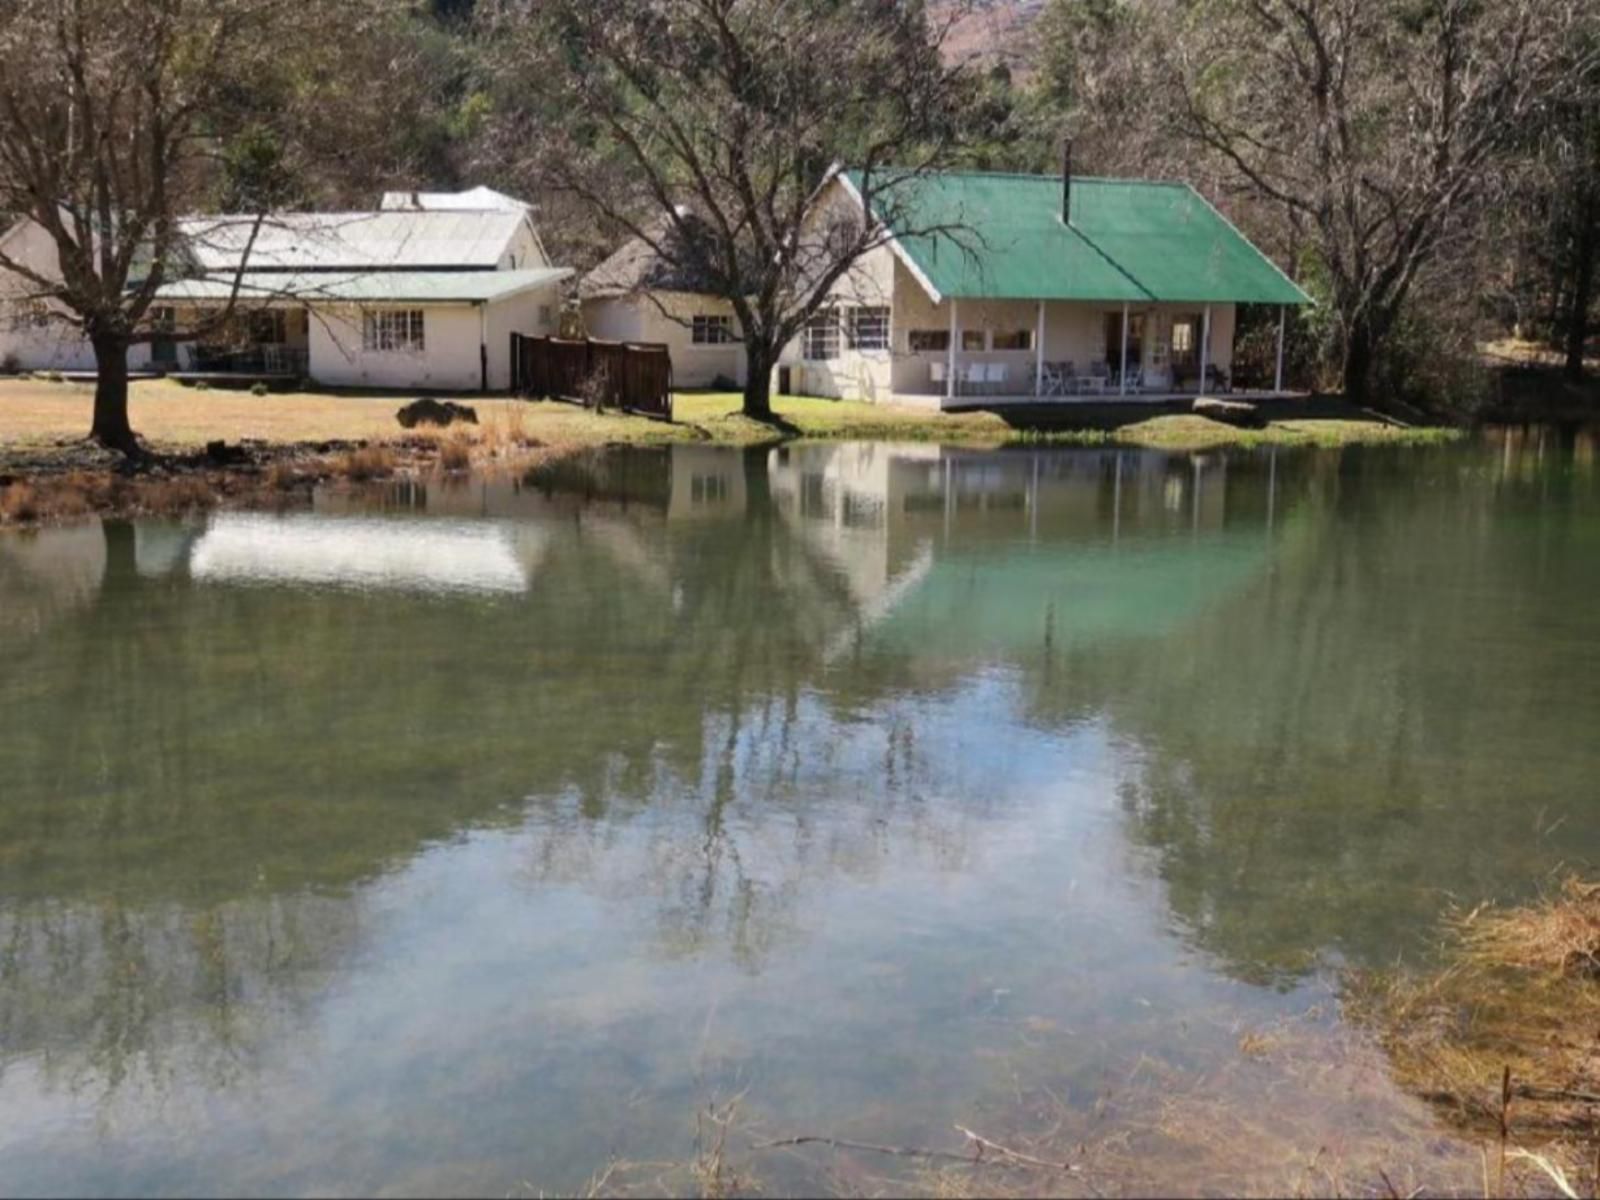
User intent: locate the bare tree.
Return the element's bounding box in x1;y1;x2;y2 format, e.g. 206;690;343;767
0;0;402;451
484;0;979;420
1164;0;1596;406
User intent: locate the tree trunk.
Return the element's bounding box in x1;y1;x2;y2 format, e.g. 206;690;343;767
742;344;774;420
1342;321;1377;408
89;332;138;452
1563;183;1597;382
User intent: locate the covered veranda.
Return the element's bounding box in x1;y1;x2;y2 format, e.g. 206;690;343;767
893;296;1297;410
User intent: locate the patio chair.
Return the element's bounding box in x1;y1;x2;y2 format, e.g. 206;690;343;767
930;361;947;392
1040;361;1072;396
1073;367;1110;395
985;362;1009;394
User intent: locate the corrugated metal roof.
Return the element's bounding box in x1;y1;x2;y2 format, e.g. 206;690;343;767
379;187;530;212
153;267;570;304
846;171;1311;305
176;209;530;272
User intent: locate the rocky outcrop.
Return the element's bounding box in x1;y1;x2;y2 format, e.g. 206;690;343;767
1193;397;1266;429
396;399;479;429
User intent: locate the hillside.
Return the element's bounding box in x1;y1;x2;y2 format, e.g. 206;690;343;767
935;0;1049;69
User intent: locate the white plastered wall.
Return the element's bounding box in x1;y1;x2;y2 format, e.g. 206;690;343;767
308;303;482;390
775;183;897;401
581;292;748;388
0;218;151;371
484;283;561;390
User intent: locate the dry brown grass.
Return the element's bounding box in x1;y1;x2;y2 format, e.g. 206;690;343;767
437;433;473;473
0;480;40;522
1457;879;1600;979
333;445;395;481
1344;875;1600;1198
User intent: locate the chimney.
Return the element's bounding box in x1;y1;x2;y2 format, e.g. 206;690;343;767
1062;139;1073;225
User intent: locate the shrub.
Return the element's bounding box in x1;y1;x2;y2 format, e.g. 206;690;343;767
1;352;19;374
577;365;611;412
250;381;270;397
42;369;63;383
0;482;40;522
192;380;210;391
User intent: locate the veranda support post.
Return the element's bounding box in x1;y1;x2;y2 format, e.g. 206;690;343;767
1274;305;1286;394
946;299;957;404
1119;301;1129;396
1034;299;1045;397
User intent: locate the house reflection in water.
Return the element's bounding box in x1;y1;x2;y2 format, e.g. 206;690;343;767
765;441;1284;660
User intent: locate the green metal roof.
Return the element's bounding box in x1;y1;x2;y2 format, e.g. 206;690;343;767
844;171;1311;305
153;267;571;305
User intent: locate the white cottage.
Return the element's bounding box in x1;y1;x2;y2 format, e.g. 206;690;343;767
777;168;1312;407
578;215;748;390
0;188;571;391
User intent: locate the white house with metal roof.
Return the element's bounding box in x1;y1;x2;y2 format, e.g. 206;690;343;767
773;165;1312;408
0;188;570;391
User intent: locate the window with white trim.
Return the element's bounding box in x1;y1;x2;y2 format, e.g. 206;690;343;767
692;314;735;344
847;306;890;351
803;308;840;360
961;329;986;351
363;309;425;353
908;329;950;352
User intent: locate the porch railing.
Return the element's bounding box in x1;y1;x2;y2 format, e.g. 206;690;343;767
185;343;308;376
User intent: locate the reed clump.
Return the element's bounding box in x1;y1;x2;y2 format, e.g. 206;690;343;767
438;433;473;472
333;445;395;481
1346;875;1600;1140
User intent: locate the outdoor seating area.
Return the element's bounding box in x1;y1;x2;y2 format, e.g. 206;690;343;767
928;358;1232;400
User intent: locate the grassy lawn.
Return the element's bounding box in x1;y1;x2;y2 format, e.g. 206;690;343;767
0;377;1452;459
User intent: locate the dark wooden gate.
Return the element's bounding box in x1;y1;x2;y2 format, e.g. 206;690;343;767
510;333;673;420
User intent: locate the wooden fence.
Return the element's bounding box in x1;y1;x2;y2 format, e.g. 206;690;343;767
509;333;673;420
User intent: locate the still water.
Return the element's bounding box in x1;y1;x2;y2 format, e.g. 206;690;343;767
2;431;1598;1195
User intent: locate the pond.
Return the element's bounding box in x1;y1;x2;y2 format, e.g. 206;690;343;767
3;428;1599;1196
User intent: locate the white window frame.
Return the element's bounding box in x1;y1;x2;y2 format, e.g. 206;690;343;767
362;308;426;354
803;308;841;361
847;306;890;352
991;329;1034;351
692;314;735;345
908;329;950;353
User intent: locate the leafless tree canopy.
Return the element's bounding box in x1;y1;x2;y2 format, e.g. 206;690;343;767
1158;0;1598;403
485;0;981;418
0;0;411;449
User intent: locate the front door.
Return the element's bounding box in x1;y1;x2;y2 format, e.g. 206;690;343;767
1171;316;1199;380
1104;312;1144;376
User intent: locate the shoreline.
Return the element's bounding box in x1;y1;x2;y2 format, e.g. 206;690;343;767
0;379;1461;529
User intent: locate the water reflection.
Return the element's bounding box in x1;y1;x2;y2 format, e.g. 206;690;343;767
2;434;1598;1194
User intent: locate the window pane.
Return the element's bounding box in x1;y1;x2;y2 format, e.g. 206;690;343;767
961;330;985;351
803;309;839;360
908;329;949;352
992;330;1033;351
848;306;889;351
